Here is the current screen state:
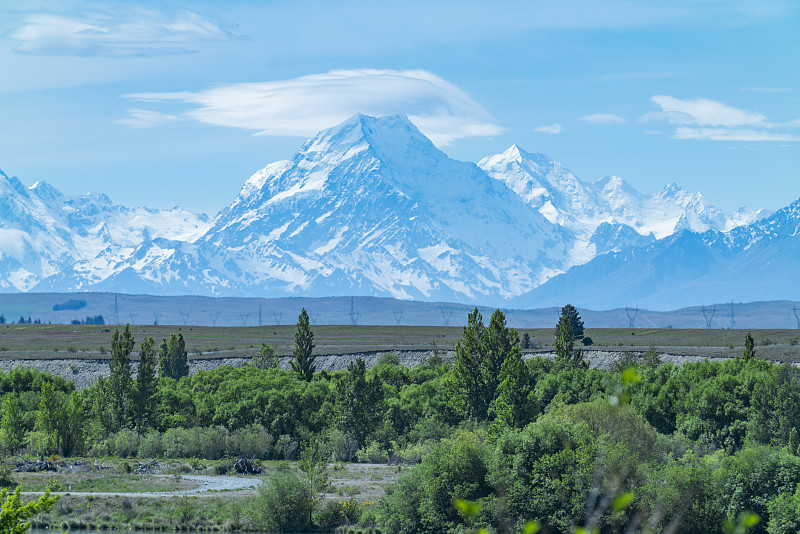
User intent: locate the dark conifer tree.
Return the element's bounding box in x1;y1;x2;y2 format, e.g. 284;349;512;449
559;304;584;339
291;308;316;381
158;333;189;380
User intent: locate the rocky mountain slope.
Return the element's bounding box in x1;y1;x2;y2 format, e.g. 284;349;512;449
513;197;800;310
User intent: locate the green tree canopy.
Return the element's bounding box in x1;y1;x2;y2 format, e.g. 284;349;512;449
159;333;189;380
451;308;521;421
0;395;26;455
134;337;158;435
560;304;584;339
109;324;134;431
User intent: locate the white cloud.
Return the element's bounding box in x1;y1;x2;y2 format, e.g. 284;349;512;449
578;113;627;124
123;69;503;146
674;127;800;142
646;95;765;127
533;123;563;134
8;9;231;57
118;109;180;129
643;95;799;142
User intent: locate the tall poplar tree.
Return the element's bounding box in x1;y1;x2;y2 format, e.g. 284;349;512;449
134;337;158;434
292;308;316;381
109;324;134;431
158;333;189;380
0;394;26;454
337;358;382;446
35;381;63;453
452;308;522;421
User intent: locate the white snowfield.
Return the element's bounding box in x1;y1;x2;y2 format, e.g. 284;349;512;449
0;114;771;305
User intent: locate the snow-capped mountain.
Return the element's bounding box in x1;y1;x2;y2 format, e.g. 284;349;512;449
87;114;572;301
512;197;800;310
0;114;780;307
479;145;766;243
0;169;211;292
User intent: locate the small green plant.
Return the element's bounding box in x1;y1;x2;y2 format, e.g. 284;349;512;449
790;337;799;346
0;487;60;533
66;346;77;353
176;496;193;524
0;464;15;487
252;343;279;369
46;477;64;492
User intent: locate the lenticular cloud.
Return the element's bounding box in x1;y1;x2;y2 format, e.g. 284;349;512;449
124;69;503;146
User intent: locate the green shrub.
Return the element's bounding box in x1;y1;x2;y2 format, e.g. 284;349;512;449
229;424;272;459
378;353;400;366
247;470;313;532
327;429;358;462
767;483;800;534
314;499;362;528
138;431;164;458
356;441;388;463
162;427;199;458
0;464;15;487
113;429;139;458
198;425;229;459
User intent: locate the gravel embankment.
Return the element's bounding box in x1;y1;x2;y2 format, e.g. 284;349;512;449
0;348;753;390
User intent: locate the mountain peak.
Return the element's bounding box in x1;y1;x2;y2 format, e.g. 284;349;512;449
29;180;65;205
503;144;527;159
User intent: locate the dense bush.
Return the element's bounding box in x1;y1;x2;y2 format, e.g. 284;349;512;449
247;470;313;532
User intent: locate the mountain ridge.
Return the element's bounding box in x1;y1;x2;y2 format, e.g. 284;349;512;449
0;114;786;307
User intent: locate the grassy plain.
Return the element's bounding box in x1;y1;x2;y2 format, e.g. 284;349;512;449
0;323;799;361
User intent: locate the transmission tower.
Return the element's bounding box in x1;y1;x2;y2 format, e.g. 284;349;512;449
258;305;263;326
392;308;405;326
729;301;736;329
273;312;283;325
625;306;638;329
152;311;162;326
114;294;119;325
793;305;800;329
441;307;454;327
209;312;219;327
701;305;716;329
624;306;637;329
349;297;361;325
179;311;189;326
129;313;138;325
239;313;249;327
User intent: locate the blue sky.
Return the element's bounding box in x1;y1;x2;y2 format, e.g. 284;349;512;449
1;0;798;215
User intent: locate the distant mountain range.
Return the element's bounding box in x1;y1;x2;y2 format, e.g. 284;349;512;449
1;113;792;309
